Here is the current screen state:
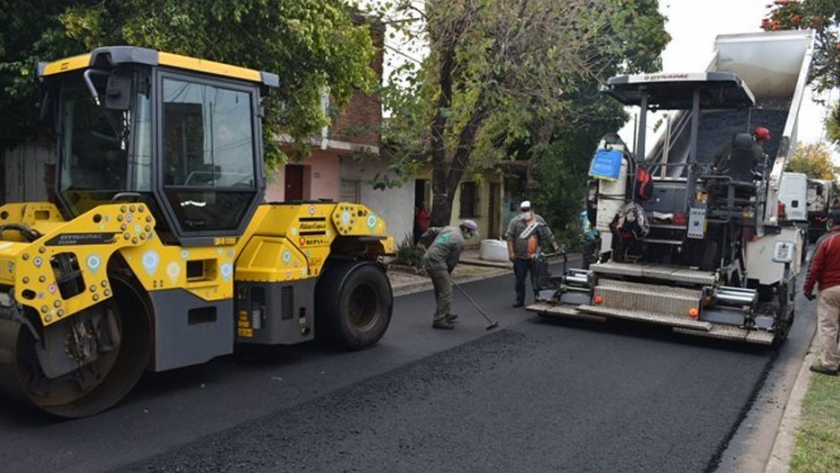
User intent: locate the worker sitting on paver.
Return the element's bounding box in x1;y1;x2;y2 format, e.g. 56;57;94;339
711;126;771;173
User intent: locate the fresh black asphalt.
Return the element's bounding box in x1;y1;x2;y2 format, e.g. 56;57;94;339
0;262;808;472
116;325;771;473
122;273;773;472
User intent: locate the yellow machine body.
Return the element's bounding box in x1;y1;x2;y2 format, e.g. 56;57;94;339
0;47;396;418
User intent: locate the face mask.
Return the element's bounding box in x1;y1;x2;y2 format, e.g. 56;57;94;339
462;230;474;240
522;211;532;220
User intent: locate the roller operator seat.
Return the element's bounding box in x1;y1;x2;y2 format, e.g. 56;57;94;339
727;133;757;185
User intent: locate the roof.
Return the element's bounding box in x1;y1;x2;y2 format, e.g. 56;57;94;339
37;46;279;88
602;72;755;110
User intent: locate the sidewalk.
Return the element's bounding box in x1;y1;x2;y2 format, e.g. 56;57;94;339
387;247;511;297
386;249;815;472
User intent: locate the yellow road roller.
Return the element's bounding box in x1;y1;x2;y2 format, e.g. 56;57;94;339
0;47;395;417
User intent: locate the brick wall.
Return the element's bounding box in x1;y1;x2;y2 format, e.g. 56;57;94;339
329;28;383;147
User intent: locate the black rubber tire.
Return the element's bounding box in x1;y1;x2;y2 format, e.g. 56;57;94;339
315;261;393;350
772;308;794;348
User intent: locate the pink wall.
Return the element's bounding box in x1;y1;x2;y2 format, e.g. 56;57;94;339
264;150;340;202
264;169;283;202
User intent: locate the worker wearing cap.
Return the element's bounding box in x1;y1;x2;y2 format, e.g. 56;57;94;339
505;201;560;308
711;126;771;172
419;220;480;329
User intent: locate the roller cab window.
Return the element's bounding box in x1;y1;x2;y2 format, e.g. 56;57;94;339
160;76;258;233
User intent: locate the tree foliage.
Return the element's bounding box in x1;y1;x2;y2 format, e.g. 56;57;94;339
826;100;840;146
787;141;838;179
761;0;839;93
530;85;629;240
1;0;379;167
377;0;669;226
0;0;80;152
761;1;840;150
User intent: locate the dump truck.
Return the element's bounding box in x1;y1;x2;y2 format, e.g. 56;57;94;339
778;172;809;261
806;178;839;242
0;47;396;417
529;30;814;346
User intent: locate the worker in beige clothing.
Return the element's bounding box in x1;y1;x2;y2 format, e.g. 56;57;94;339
803;208;840;376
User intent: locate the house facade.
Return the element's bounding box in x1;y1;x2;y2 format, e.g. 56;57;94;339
264;23;415;248
412;170;520;247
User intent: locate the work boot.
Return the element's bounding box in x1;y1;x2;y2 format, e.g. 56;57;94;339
809;364;839;376
446;313;459;323
512;301;524;308
432;320;455;330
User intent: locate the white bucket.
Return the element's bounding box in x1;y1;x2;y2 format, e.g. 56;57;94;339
480;239;509;262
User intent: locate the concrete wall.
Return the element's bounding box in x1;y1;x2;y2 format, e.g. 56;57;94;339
265;150;341;202
415;171;506;246
340;156;414;247
304;150;341;200
264;152;413;248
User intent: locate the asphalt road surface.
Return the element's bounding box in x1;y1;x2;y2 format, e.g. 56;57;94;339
0;258;815;472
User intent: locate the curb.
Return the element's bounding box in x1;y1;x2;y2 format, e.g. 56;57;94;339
392;268;510;298
392;280;433;297
764;335;816;473
390;253;575;298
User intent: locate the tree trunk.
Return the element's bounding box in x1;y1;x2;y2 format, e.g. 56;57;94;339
429;25;458;227
432;100;488;227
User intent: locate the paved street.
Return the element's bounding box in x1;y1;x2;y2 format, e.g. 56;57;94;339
0;259;815;472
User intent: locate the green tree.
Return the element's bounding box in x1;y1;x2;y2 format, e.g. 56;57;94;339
0;0;81;152
761;0;839;93
826;101;840;146
530;87;629;241
518;0;668;234
786;141;839;179
378;0;668;226
761;1;840;149
2;0;378;167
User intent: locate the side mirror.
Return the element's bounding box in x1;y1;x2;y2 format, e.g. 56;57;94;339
105;74;132;110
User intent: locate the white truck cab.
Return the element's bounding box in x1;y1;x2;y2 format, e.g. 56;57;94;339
779;172;808;222
779;172;809;261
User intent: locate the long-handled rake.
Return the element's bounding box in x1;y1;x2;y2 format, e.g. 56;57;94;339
450;277;500;330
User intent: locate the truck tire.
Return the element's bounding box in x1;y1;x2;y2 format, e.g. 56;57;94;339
315;261;393;350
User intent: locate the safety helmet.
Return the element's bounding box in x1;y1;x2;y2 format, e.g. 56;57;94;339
753;127;771;141
461;219;479;237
